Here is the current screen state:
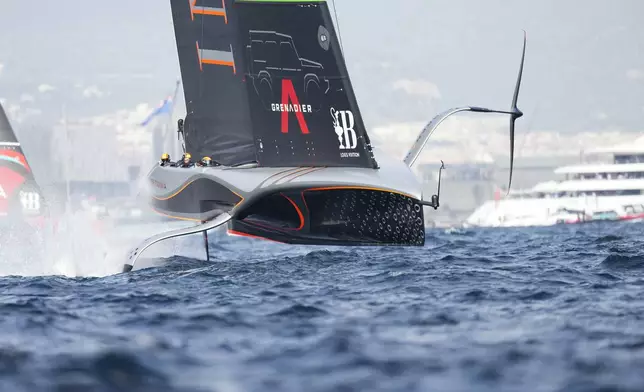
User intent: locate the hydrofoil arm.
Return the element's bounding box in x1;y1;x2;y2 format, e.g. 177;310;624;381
404;106;477;168
121;212;232;273
404;31;526;191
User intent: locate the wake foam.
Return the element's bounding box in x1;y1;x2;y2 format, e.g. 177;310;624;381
0;210;189;278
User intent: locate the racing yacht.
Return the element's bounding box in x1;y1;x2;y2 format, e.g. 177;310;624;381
0;102;49;249
466;136;644;227
122;0;528;272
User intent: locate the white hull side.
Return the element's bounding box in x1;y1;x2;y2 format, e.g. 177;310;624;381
466;194;644;227
149;149;423;203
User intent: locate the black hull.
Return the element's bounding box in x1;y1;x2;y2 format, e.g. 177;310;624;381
230;188;425;246
150;176;243;221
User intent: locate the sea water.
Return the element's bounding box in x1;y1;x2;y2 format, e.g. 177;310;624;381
0;220;643;391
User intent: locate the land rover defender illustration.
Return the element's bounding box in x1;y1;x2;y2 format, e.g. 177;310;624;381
246;30;329;111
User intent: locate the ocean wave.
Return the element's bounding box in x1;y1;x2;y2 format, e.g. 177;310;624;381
0;221;644;390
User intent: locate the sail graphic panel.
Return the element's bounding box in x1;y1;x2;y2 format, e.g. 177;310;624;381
237;1;376;168
171;0;256;166
171;0;377;168
0;104;46;221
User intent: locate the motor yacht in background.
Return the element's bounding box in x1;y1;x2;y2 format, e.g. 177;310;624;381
465;136;644;227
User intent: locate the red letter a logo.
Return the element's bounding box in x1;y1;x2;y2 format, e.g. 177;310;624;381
281;79;310;134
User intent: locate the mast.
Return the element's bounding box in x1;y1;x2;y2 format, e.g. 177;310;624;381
168;78;182;158
149;79;182;161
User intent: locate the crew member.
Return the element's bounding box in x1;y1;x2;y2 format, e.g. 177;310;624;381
160;153;171;166
199;156;213;167
179;153;193;168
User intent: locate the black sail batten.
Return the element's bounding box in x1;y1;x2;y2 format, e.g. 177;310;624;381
170;0;378;169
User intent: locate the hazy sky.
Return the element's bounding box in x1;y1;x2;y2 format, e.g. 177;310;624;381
0;0;643;134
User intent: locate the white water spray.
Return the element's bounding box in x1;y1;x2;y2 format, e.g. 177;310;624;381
0;208;192;278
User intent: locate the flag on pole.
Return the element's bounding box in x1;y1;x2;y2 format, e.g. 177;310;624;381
140;95;174;127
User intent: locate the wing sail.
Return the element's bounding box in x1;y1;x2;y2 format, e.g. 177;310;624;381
170;0;378;168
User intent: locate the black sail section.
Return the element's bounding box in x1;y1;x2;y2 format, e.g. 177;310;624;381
171;0;256;166
170;0;377;168
0;105;19;143
236;0;377;168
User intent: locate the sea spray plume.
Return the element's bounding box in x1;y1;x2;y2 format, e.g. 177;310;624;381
42;208;118;277
0;216;46;276
36;202;190;277
0;207;115;277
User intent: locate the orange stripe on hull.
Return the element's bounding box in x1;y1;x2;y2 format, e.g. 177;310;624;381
227;230;284;243
281;193;304;230
272;166;312;184
259;167;304;187
153;179;196;201
305;186;415;199
150;175;244;207
287;167;324;182
151;207;202;222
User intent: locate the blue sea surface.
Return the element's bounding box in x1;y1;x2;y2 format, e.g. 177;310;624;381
1;222;644;391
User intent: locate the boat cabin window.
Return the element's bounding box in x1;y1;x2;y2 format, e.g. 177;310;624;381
505;189;644;200
571;172;644;180
592;211;619;219
615;154;644;164
624;204;644;214
567;189;642;197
